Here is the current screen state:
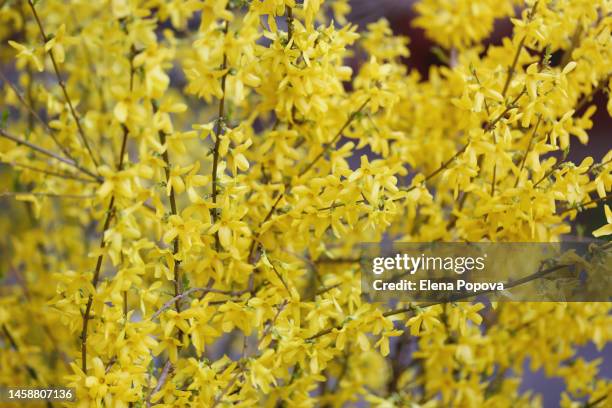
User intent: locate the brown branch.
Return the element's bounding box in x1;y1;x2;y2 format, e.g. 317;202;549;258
401;142;469;194
156;121;182;315
559;193;612;216
256;300;289;350
500;1;539;96
211;367;244;408
146;360;173;408
447;191;469;230
211;18;230;252
286;6;294;40
1;160;97;183
501;36;526;97
0;70;78;163
513;115;542;188
151;287;248;320
0;191;94;199
532;151;568;188
28;0;100;168
560;24;583;67
80;115;130;373
491;6;551;193
270;261;291;295
472;69;491;116
0;128;101;181
298;98;370;178
484;88;526;131
584;395;607;408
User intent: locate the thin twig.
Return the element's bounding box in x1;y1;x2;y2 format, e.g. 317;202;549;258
513;115;542;188
151;287;248;320
0;160;97;183
146;360;173;408
154;111;182;316
500;1;539;96
299;98;370;178
0;70;77;162
0;191;94;199
559;194;612;216
270;261;291;295
211;17;230;251
211;367;244;408
256;300;289;350
484;88;526;131
28;0;100;168
0;128;101;181
402;143;469;193
583;395;607;408
533;153;567;188
501;36;526;97
80;114;130;373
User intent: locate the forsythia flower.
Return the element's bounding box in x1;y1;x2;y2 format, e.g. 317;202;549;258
0;1;610;407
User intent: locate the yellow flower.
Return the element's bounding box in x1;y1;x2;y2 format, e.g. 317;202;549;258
8;40;43;71
44;24;74;63
593;205;612;237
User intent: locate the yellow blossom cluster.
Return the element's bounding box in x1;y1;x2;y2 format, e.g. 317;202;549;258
0;0;611;407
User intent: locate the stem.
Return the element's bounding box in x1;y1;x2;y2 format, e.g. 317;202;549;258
0;128;101;181
402;143;469;193
286;6;294;40
484;88;526;131
255;300;288;350
533;153;566;188
501;36;525;97
1;160;97;183
28;0;100;169
500;1;539;96
0;70;77;163
151;287;248;320
560;23;582;67
155;112;182;318
212;18;230;252
559;194;612;215
146;360;173;408
584;395;607;408
80;116;130;373
0;191;94;199
299;98;370;178
513;115;542;188
211;368;243;408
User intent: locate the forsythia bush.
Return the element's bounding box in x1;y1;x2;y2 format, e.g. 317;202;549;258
0;0;611;407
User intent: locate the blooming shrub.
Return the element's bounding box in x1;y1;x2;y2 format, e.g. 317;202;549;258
0;0;611;406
